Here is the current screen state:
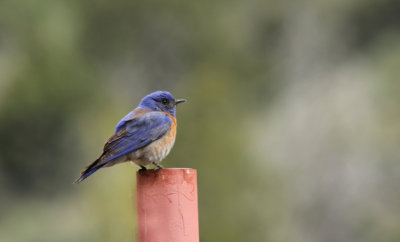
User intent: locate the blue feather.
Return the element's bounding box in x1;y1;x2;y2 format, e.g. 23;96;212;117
115;110;137;133
104;112;172;163
74;163;106;184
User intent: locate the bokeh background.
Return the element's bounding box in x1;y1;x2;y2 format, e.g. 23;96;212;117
1;0;400;241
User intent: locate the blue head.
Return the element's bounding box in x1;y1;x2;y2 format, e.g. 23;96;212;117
138;91;186;116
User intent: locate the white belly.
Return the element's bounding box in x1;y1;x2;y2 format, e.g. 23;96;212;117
128;133;176;167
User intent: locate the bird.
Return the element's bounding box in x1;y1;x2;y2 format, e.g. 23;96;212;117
74;91;186;184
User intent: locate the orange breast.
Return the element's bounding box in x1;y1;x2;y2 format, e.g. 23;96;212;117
162;112;177;147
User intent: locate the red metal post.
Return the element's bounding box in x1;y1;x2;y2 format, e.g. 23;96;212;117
136;168;199;242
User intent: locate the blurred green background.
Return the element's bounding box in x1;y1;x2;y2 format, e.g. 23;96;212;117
1;0;400;241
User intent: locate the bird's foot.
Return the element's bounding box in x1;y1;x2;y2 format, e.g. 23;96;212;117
138;166;147;174
153;162;163;171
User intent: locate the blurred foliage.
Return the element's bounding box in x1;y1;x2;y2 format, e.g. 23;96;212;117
1;0;400;241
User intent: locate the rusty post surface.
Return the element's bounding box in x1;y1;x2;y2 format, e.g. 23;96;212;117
136;168;199;242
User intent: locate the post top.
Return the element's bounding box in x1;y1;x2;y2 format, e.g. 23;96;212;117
136;168;197;176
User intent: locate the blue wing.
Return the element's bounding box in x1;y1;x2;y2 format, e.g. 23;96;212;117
115;110;137;133
73;111;171;184
103;111;172;163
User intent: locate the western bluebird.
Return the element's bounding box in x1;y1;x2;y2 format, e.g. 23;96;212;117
74;91;185;184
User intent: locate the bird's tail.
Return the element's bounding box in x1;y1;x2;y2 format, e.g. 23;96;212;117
73;158;105;184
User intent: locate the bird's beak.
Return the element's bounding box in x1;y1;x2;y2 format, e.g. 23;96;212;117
175;99;186;105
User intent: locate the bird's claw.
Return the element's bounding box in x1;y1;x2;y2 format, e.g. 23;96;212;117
152;162;164;171
138;166;147;174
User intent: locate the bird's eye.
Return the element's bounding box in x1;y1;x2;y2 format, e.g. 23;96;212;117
161;98;169;105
